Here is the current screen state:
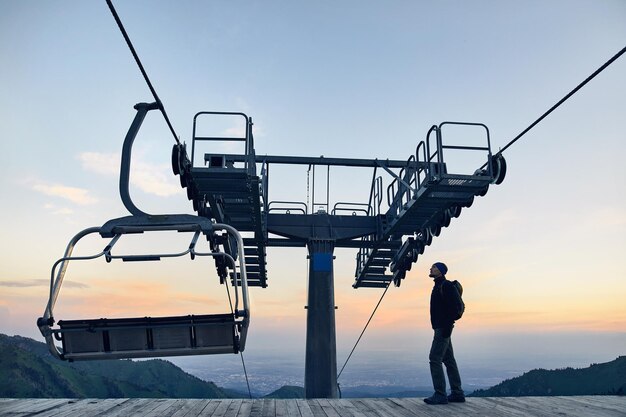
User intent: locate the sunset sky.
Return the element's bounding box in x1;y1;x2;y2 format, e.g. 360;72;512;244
1;0;624;384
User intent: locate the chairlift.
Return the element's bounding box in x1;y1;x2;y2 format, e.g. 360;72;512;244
37;101;251;361
37;215;250;361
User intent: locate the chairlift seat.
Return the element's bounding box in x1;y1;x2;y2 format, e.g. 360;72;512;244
56;313;238;361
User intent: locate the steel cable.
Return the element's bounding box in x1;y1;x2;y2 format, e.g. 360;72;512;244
487;45;626;165
337;283;390;381
105;0;180;144
225;283;253;399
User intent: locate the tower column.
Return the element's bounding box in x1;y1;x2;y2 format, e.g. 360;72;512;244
304;239;338;399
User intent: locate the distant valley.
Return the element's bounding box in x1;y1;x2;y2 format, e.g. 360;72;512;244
1;334;623;399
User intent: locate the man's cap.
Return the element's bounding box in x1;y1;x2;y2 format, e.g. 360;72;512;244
433;262;448;275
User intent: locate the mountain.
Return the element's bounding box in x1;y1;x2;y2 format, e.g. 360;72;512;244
264;385;305;399
470;356;626;397
0;334;230;398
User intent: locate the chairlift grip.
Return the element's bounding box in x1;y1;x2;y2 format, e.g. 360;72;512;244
214;223;250;344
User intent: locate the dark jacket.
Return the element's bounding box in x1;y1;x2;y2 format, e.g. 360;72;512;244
430;277;461;331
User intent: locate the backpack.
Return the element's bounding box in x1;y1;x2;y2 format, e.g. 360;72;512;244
441;280;465;320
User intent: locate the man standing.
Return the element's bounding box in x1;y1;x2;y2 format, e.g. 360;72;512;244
424;262;465;405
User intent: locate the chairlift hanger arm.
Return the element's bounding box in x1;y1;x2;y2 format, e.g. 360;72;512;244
118;102;162;217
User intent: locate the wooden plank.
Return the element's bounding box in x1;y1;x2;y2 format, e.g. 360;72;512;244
472;397;537;417
32;399;94;417
316;398;343;417
0;398;68;414
195;399;221;417
117;399;166;417
209;399;235;417
451;398;513;417
0;399;20;412
92;398;147;417
6;398;71;414
260;398;276;417
403;397;488;417
350;399;386;417
320;398;359;417
275;399;289;417
91;399;135;417
507;396;581;417
223;399;243;417
295;399;315;417
306;399;326;417
334;399;369;417
170;398;211;417
386;398;433;417
64;399;127;417
563;395;626;414
153;399;188;417
236;399;253;417
549;396;626;416
285;399;303;417
140;399;181;417
378;398;421;417
247;398;265;417
382;398;432;416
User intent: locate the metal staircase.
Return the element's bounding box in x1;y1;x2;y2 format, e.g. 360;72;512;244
352;122;505;288
174;112;269;287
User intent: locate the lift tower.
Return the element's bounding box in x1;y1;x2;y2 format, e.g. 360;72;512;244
175;113;506;398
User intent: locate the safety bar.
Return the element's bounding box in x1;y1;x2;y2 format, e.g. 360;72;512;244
37;216;250;360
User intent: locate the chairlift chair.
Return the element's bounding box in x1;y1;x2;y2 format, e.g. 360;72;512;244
37;214;250;361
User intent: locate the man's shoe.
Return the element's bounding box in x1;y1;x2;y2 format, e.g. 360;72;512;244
423;394;448;405
447;394;466;403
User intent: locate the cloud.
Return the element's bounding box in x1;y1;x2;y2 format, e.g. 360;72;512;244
78;152;182;197
0;279;88;289
33;183;97;205
131;160;182;197
77;152;119;176
43;203;74;215
53;207;74;215
223;126;246;137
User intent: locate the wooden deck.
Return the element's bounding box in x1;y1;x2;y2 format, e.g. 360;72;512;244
0;396;624;417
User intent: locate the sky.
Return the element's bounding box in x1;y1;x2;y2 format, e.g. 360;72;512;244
0;0;625;389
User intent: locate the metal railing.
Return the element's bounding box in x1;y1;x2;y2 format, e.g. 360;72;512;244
191;111;255;174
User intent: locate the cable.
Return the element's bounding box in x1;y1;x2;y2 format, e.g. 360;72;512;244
105;0;180;144
488;45;626;164
240;352;253;399
337;283;390;380
225;279;253;399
